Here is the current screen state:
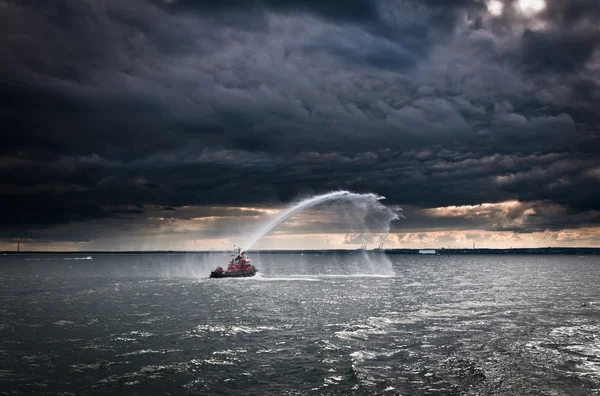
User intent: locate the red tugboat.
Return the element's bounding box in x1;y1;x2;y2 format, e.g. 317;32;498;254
210;248;257;278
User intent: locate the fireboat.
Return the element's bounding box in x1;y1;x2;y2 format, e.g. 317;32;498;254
210;248;257;278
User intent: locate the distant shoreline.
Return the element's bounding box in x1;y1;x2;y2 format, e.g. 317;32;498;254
1;248;599;255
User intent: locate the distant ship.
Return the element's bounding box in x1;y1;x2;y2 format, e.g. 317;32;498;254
210;248;257;278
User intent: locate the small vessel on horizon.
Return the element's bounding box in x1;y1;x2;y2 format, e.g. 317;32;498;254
210;248;257;278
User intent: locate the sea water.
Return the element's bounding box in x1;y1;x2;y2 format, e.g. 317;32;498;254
1;253;600;395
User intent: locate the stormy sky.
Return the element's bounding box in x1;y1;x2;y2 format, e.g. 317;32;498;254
1;0;600;251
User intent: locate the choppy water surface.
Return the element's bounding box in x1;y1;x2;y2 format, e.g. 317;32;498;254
1;253;600;395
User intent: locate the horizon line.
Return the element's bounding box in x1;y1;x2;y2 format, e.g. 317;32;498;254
2;246;600;254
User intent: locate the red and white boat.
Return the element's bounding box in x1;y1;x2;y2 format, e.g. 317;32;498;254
210;248;257;278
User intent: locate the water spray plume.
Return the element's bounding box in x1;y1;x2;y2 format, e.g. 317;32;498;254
239;190;399;255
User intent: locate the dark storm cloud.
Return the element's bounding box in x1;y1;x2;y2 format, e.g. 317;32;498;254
1;0;600;244
153;0;380;23
519;28;600;74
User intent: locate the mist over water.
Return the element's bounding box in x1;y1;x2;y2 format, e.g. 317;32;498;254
6;252;397;279
250;251;396;278
235;190;399;276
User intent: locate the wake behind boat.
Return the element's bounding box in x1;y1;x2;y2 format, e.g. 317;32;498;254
210;248;257;278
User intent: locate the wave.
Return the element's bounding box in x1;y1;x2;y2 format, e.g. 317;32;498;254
253;273;321;282
62;256;93;260
252;273;395;281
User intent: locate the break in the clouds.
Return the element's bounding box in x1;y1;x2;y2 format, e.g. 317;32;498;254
1;0;599;250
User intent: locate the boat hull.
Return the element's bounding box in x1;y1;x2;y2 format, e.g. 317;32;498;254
210;268;257;278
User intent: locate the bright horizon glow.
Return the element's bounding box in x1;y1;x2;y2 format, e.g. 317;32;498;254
3;227;600;252
422;201;520;218
2;200;599;252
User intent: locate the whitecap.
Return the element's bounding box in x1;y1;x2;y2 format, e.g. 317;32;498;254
192;324;279;336
316;339;341;351
188;358;236;367
252;273;321;282
213;349;247;355
350;350;379;362
129;330;154;338
53;320;75;326
62;256;93;260
256;348;286;354
323;375;344;385
120;349;182;357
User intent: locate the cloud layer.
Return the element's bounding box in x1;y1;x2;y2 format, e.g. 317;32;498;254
1;0;599;249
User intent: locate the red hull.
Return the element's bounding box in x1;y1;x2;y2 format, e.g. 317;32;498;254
210;268;257;278
210;248;256;278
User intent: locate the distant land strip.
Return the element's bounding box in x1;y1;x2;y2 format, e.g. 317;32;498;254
1;248;599;255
